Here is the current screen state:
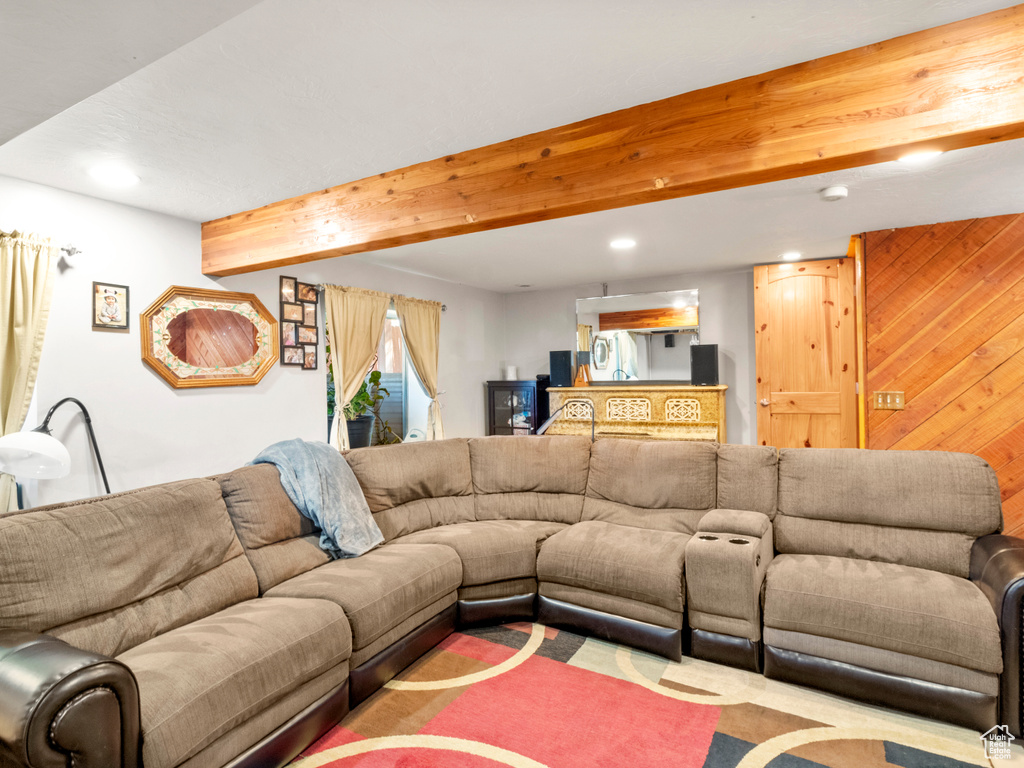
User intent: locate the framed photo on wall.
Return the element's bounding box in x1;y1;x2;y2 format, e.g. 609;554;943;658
280;276;296;303
282;322;297;346
303;345;317;370
92;282;130;330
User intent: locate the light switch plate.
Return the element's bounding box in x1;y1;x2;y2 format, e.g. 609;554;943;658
873;391;905;410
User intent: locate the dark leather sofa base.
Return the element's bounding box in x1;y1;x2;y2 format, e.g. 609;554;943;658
458;593;536;626
537;596;682;662
971;534;1024;738
349;604;457;707
225;679;349;768
692;629;761;673
764;645;997;732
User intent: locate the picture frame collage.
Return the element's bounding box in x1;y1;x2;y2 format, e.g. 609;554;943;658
279;276;318;369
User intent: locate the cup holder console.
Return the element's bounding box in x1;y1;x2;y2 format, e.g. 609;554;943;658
697;535;752;545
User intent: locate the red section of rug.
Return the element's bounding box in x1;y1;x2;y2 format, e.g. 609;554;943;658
329;751;514;767
421;653;718;767
436;631;521;665
302;738;507;768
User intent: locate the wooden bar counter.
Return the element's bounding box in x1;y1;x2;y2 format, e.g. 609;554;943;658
546;384;727;442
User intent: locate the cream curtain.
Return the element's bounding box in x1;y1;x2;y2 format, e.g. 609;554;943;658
393;295;444;440
323;285;391;450
1;232;59;512
577;324;592;353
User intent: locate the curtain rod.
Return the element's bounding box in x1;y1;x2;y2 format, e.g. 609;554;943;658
315;283;447;311
1;231;79;256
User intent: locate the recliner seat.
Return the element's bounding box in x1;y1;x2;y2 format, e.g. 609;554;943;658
761;447;1005;731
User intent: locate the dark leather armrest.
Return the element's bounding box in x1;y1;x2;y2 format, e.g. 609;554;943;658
0;630;140;768
971;534;1024;738
972;534;1024;620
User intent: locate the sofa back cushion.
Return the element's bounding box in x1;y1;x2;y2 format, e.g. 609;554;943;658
218;463;331;592
0;478;258;657
776;448;1002;577
582;439;717;533
469;435;590;523
344;438;475;540
717;444;778;518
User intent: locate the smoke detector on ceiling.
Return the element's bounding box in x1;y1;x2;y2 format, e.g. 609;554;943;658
820;185;848;202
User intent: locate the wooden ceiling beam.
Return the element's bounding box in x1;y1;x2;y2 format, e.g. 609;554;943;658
202;5;1024;276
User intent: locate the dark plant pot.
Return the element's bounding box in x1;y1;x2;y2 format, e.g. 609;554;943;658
346;414;375;448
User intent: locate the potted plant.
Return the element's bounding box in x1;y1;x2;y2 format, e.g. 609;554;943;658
367;370;402;445
342;377;377;448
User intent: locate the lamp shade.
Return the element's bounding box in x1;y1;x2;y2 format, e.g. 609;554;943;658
0;431;71;479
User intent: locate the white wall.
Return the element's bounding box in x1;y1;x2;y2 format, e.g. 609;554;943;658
502;270;756;444
1;175;505;506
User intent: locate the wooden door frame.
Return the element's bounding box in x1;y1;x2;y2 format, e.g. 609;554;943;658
848;234;869;448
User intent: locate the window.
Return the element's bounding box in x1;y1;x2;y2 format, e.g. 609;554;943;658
369;310;405;441
326;305;428;445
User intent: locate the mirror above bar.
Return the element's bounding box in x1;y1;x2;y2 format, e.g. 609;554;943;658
576;289;699;383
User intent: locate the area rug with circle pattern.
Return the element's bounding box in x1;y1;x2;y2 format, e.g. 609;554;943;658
290;622;1010;767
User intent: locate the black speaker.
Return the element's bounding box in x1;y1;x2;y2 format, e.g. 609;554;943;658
536;374;551;423
690;344;719;386
549;350;574;387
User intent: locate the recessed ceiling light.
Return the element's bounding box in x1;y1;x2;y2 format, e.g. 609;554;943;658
609;238;636;250
781;251;802;261
897;150;943;166
88;163;140;187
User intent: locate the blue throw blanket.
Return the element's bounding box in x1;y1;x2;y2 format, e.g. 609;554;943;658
252;438;383;558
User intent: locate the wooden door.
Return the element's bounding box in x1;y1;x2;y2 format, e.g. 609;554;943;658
754;259;858;448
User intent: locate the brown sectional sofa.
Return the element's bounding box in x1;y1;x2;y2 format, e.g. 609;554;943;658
0;435;1022;768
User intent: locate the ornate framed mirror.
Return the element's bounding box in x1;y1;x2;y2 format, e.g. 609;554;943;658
140;286;278;388
593;337;610;369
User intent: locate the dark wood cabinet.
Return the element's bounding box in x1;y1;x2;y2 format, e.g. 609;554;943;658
485;380;538;435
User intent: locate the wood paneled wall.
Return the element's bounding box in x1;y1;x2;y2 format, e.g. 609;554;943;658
864;212;1024;535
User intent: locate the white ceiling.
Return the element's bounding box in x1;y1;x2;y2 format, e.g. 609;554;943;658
2;0;1021;292
0;1;263;145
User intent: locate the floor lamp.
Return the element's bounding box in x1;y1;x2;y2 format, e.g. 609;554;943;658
0;397;110;500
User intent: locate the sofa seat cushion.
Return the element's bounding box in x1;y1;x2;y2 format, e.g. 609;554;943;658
537;521;690;613
117;597;351;768
764;554;1002;673
393;520;566;586
264;543;461;651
